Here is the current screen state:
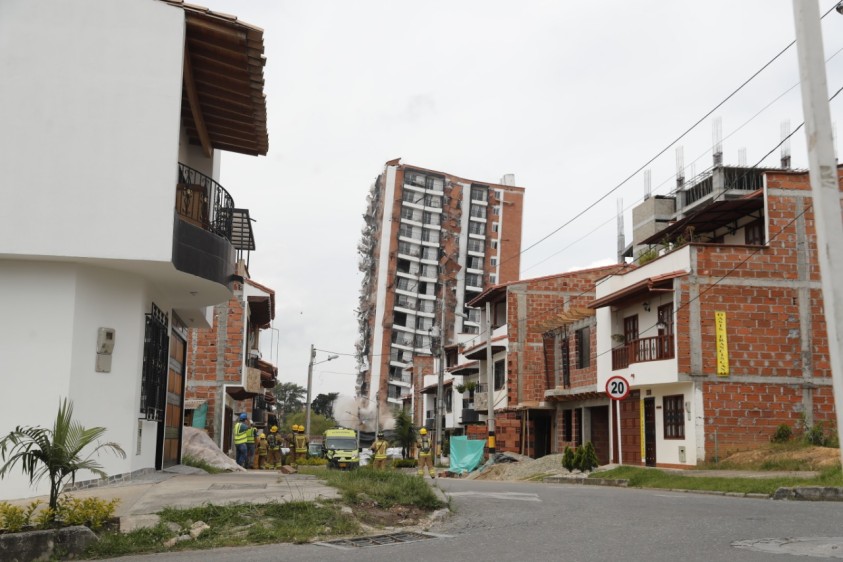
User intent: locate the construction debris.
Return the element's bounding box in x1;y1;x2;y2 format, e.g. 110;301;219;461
182;426;244;472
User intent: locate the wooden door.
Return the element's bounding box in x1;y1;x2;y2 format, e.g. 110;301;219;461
161;333;186;468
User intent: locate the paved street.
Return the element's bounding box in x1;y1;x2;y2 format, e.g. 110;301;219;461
99;478;843;561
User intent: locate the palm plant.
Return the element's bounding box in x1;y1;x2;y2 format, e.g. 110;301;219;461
392;409;417;459
0;398;126;513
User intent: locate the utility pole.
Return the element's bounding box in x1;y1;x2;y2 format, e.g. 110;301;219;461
485;301;496;457
793;0;843;471
305;344;316;437
305;345;337;437
436;296;446;465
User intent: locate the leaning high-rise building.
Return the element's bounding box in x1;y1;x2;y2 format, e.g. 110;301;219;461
356;158;525;415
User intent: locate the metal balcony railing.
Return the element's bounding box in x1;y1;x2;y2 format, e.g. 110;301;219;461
611;335;675;370
176;163;235;240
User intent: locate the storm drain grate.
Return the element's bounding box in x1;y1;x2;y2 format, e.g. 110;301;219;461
207;483;267;490
317;531;435;549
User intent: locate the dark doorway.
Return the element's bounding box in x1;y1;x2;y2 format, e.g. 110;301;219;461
532;412;552;458
590;405;610;465
644;397;656;467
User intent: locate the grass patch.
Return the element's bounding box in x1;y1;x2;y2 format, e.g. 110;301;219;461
82;501;358;559
592;466;843;495
306;466;444;510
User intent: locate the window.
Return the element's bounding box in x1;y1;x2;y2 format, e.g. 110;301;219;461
492;222;499;233
494;360;506;390
422;229;439;243
492;301;507;327
489;274;497;285
466;273;483;287
469;221;485;235
468;239;485;254
467;256;483;270
445;391;453;413
745;219;765;245
471;185;487;202
398;241;419;257
624;315;639;344
561;334;570;387
575;326;590;369
490;256;497;267
490;239;499;250
663;395;685;439
492;205;500;216
423;211;440;226
141;303;169;421
424;194;442;208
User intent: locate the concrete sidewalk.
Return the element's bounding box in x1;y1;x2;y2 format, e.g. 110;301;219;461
5;466;341;530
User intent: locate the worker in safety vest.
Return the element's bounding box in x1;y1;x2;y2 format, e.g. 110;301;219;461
255;431;268;469
233;413;250;467
266;425;282;469
371;431;389;470
416;427;435;478
293;424;308;466
245;419;257;469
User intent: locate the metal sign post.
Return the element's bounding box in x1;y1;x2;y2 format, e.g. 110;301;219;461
606;375;630;465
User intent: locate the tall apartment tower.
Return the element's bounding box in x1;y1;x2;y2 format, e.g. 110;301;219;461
357;159;525;415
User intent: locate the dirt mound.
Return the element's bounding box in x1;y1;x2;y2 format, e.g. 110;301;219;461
474;453;570;481
719;446;840;470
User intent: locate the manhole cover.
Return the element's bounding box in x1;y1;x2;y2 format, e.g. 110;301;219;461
208;483;267;490
317;531;437;549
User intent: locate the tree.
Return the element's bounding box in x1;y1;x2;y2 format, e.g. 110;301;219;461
273;382;306;417
392;409;417;459
284;412;334;437
0;398;126;514
311;392;339;420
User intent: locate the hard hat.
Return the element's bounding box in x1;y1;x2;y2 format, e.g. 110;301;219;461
270;425;278;432
293;424;301;432
377;431;384;437
419;427;427;435
239;413;247;421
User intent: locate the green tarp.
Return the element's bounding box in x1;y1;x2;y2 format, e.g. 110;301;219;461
448;435;485;474
192;403;208;429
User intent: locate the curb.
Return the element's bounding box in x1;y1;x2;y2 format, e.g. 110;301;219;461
772;486;843;501
543;476;628;487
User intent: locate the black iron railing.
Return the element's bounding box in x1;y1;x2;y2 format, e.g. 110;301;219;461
611;335;674;370
176;163;235;240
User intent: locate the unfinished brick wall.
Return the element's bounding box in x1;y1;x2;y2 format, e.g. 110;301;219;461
185;295;247;441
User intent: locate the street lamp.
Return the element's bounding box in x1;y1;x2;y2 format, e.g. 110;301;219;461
305;345;338;437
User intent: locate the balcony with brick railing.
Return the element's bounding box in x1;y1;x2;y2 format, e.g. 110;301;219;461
611;334;674;370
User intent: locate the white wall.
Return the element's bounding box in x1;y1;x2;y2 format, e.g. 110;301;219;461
638;383;697;466
0;0;185;262
0;261;169;500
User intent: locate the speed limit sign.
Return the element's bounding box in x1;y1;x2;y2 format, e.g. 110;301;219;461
605;375;631;400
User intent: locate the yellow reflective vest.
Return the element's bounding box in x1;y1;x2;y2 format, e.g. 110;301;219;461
233;422;249;445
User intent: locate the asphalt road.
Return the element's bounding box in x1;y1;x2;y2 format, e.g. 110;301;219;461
100;478;843;561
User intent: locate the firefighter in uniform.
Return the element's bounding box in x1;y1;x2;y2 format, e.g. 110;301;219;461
371;431;389;470
233;413;250;467
266;425;282;469
255;431;268;469
293;424;308;466
416;427;435;478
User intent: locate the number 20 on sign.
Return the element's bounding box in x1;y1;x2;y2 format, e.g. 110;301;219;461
605;375;631;401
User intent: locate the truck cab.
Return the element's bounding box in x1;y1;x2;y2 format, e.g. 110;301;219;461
322;427;359;469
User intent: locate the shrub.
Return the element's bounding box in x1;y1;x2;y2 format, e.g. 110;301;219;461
56;496;119;531
561;446;575;471
392;459;417;468
770;423;792;443
577;442;599;472
0;502;29;533
803;422;830;446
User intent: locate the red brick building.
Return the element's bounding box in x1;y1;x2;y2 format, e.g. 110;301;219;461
590;165;839;467
356;159;525;423
463;266;619;459
185;274;278;455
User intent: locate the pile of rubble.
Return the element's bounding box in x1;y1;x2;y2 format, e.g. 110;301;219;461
470;452;597;481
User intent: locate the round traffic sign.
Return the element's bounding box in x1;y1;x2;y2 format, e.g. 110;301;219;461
605;375;631;400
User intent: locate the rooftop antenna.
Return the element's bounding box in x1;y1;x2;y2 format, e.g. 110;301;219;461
780;120;792;169
643;169;651;200
738;148;747;166
675;146;685;189
616;198;625;264
712;116;723;166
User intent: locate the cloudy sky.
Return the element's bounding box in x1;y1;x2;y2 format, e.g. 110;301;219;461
195;0;843;406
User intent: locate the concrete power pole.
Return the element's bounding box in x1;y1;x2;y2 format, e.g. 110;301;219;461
793;0;843;471
486;301;496;456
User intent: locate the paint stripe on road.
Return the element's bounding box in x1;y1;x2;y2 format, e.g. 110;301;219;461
447;491;541;502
